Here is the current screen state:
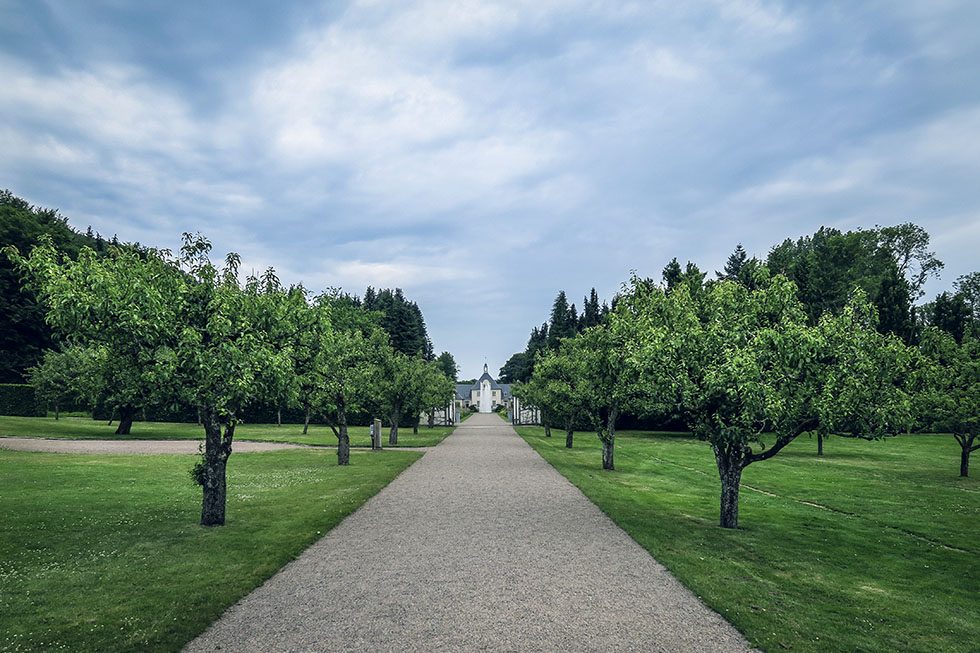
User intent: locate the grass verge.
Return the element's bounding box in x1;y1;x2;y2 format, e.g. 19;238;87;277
0;447;421;652
517;427;979;653
0;415;454;448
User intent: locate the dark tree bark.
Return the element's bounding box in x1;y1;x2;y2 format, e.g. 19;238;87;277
599;407;619;470
428;409;435;429
335;401;350;466
955;434;978;477
54;404;59;420
413;416;419;435
115;405;136;435
200;407;234;526
817;431;824;456
566;429;574;448
276;408;281;427
302;406;311;435
601;437;614;470
714;446;745;529
718;466;743;529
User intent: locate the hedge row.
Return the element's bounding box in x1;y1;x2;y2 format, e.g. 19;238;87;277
0;384;45;417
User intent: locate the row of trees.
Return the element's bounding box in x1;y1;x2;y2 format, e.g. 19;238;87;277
504;223;972;388
6;234;456;526
516;229;978;529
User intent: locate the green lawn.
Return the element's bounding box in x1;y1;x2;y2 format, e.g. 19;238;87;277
0;415;455;448
517;427;980;653
0;447;422;652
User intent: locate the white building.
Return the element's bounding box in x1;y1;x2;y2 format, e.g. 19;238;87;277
455;364;512;413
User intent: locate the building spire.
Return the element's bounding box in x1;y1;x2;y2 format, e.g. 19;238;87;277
483;361;488;375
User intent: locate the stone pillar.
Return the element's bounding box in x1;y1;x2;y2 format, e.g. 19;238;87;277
372;418;383;450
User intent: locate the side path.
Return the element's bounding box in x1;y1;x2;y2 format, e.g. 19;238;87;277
186;413;755;652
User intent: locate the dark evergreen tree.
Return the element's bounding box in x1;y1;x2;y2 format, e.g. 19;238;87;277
876;265;915;343
363;287;434;359
662;258;682;292
435;351;458;380
547;291;576;349
498;352;530;383
716;244;748;281
929;292;971;343
581;288;601;329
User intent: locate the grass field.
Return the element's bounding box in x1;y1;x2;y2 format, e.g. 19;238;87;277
517;427;980;653
0;416;455;448
0;447;422;652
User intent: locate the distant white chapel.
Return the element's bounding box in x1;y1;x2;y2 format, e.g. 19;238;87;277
456;364;512;413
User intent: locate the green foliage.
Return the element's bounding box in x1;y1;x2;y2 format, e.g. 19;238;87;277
499;351;531;383
362;286;433;359
766;223;941;341
619;274;920;526
8;236;185;428
0;191;97;382
435;351;459;380
28;346;106;415
0;383;44;417
525;348;587;433
918;329;980;474
547;290;576;348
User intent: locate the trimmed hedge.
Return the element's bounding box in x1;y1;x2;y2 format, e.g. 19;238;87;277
0;384;45;417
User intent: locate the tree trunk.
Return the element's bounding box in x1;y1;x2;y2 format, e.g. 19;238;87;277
336;404;350;466
200;408;234;526
817;431;824;456
715;450;745;529
389;410;400;446
601;436;614;470
114;405;136;435
303;407;311;435
276;408;281;427
413;416;419;435
428;410;435;429
956;433;976;477
566;430;574;448
54;404;59;420
544;421;552;437
600;408;618;470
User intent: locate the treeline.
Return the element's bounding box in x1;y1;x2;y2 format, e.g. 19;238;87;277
3;194;460;527
0;190;141;383
1;191;455;387
512;222;978;529
499;289;610;382
504;223;977;383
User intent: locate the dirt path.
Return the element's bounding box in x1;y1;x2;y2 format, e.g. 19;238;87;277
184;412;753;651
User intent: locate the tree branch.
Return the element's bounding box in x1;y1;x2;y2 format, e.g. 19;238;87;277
746;417;818;466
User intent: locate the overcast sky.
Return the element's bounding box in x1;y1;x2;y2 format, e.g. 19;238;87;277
2;1;979;378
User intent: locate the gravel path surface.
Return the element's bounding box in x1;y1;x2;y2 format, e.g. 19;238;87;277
0;437;306;455
185;413;755;652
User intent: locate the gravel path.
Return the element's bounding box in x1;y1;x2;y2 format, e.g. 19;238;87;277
185;413;755;652
0;437;306;455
